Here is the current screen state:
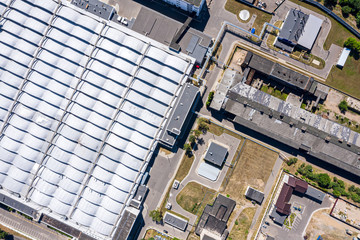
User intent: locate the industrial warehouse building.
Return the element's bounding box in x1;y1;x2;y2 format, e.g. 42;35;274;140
0;0;197;239
275;9;323;52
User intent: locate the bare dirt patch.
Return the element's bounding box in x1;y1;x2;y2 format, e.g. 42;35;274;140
323;90;360;123
221;141;278;204
305;208;360;240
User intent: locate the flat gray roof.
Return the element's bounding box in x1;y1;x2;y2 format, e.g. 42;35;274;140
164;212;188;231
278;9;308;44
305;186;326;203
132;7;211;64
204;142;228;167
297;14;323;50
270;63;312;91
71;0;115;20
245;187;265;204
248;54;275;75
224;82;360;177
112;209;139;240
269;207;287;225
0;193;37;218
160;83;199;147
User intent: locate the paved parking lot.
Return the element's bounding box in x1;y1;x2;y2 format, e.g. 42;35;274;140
262;192;332;240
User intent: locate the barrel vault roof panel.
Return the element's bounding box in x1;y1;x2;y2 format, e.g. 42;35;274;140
0;0;194;239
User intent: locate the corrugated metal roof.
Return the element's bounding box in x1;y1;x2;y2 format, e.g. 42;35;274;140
336;48;351;67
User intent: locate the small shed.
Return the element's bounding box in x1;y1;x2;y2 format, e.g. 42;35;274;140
164;212;188;231
245;186;265;204
336;48;351;68
204;142;228;167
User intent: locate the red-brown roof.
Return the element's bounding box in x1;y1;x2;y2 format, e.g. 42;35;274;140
287;176;297;188
295;179;308;194
275;183;293;215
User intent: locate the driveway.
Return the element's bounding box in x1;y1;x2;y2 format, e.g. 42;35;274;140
165;131;241;230
261;184;333;240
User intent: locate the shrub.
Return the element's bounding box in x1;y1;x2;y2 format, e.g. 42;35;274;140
338;100;348;112
149;210;163;222
318;173;331;188
333;189;341;198
183;143;192;153
189;135;196;144
342;5;352;15
198;122;209;132
206;91;215;108
349;185;356;192
287;157;298;166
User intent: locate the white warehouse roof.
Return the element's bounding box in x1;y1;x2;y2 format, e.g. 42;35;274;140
0;0;194;239
297;14;323;50
336;47;351;67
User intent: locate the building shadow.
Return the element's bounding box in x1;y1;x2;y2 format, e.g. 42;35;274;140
131;0;209;31
230;121;360;184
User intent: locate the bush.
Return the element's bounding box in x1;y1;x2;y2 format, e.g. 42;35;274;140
287;157;298;166
183;143;192;153
333;189;341;198
318;173;331;188
349;185;356;192
206;91;214;108
344;37;360;52
342;5;352;15
149;210;163;222
189;135;196;144
338;100;348;112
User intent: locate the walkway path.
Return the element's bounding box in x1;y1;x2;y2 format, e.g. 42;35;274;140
167;131;242;226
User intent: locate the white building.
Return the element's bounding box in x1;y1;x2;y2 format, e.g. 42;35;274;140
162;0;206;16
0;0;195;239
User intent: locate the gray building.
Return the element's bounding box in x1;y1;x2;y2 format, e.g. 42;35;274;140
305;186;326;203
196;194;236;237
163;212;188;231
204;142;228;167
245;186;265;205
159;83;200;148
132;7;211;65
244;52;314;92
223;81;360;177
275;9;323;52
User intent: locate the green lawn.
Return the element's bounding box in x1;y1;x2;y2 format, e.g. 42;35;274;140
176;182;216;215
174;154;195;182
327;55;360;99
224;0;272;35
228;207;256;240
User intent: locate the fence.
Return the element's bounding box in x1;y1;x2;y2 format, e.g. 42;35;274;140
301;0;360;39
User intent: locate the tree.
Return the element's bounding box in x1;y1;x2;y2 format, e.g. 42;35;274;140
344;37;358;49
0;230;8;239
192;129;202;138
338;100;348;112
287;157;298;166
333;189;341;198
318;173;331;188
198;122;209;132
183;143;192;153
349;185;356;192
189;135;196;144
356;14;360;26
149;210;163;222
342;5;352;15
